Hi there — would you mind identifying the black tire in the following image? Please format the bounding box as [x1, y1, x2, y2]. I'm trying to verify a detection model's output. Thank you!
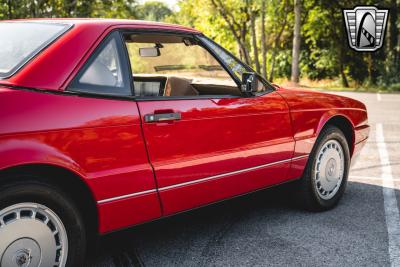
[295, 125, 351, 211]
[0, 180, 86, 266]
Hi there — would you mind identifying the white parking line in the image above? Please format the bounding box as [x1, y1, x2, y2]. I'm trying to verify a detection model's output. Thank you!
[377, 123, 400, 266]
[377, 93, 382, 101]
[349, 175, 400, 182]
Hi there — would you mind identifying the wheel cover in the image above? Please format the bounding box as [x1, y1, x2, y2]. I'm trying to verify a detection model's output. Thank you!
[0, 203, 68, 267]
[314, 139, 345, 200]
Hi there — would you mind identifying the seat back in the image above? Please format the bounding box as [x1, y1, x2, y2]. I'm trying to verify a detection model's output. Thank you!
[164, 77, 198, 96]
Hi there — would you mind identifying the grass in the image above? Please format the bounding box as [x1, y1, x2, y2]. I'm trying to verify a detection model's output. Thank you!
[274, 78, 400, 93]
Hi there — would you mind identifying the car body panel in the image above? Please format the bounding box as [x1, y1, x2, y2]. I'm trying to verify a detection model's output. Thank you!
[98, 191, 161, 233]
[1, 19, 200, 91]
[0, 19, 369, 234]
[276, 87, 369, 157]
[0, 87, 162, 233]
[159, 160, 291, 215]
[137, 92, 295, 215]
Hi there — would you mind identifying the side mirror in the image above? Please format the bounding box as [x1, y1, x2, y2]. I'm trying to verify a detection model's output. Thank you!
[241, 72, 260, 95]
[139, 47, 160, 57]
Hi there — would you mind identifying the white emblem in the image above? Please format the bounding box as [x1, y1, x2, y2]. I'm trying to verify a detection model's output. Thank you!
[343, 6, 389, 52]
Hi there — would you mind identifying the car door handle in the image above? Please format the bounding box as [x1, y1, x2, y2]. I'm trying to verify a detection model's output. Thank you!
[144, 112, 181, 123]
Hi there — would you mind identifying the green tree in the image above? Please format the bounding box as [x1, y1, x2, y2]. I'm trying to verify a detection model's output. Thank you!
[136, 1, 172, 21]
[291, 0, 301, 84]
[210, 0, 253, 65]
[90, 0, 137, 18]
[1, 0, 399, 89]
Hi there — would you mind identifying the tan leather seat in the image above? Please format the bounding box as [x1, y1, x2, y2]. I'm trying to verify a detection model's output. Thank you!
[164, 76, 199, 96]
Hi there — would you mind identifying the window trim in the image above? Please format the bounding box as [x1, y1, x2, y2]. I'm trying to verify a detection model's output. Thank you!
[68, 30, 133, 97]
[0, 22, 73, 80]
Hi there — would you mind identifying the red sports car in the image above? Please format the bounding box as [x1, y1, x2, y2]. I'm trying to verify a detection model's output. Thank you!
[0, 19, 369, 266]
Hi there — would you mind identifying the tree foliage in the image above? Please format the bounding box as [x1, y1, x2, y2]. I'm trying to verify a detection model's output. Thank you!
[137, 1, 172, 21]
[172, 0, 400, 88]
[0, 0, 399, 89]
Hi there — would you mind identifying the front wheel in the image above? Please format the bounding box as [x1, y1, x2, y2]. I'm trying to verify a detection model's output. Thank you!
[296, 125, 351, 211]
[0, 182, 86, 266]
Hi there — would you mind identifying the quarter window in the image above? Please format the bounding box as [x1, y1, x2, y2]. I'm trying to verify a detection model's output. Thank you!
[69, 32, 131, 96]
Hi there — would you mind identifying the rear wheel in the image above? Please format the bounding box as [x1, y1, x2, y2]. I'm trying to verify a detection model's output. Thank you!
[296, 125, 350, 211]
[0, 182, 86, 266]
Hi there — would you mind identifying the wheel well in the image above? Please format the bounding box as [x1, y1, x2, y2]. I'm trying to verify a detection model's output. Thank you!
[323, 116, 354, 155]
[0, 164, 98, 236]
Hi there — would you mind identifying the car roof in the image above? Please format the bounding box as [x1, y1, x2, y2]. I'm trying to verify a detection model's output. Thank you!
[0, 19, 202, 91]
[2, 18, 201, 34]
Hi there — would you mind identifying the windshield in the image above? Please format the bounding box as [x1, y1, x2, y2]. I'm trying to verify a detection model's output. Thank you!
[0, 22, 71, 78]
[198, 36, 252, 82]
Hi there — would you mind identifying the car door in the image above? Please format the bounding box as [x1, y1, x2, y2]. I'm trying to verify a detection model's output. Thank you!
[124, 32, 295, 215]
[67, 31, 162, 232]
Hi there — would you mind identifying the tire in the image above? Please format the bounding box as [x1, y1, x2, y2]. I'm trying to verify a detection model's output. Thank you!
[0, 181, 86, 267]
[295, 125, 351, 211]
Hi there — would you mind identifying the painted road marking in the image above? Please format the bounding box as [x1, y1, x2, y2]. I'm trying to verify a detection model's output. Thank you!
[349, 175, 400, 182]
[377, 93, 382, 101]
[377, 123, 400, 266]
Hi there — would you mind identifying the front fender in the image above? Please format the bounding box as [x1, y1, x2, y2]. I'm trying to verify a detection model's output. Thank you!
[316, 110, 355, 137]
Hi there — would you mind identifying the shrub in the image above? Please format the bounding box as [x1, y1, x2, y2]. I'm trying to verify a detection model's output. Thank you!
[389, 83, 400, 92]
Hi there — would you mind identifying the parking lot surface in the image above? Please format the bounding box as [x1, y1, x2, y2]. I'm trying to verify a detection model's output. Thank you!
[87, 91, 400, 267]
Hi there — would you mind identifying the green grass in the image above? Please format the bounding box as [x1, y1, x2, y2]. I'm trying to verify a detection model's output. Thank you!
[275, 78, 400, 93]
[313, 86, 382, 93]
[314, 86, 400, 93]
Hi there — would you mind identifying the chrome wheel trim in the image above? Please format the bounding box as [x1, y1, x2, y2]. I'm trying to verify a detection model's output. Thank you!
[314, 139, 345, 200]
[0, 203, 68, 267]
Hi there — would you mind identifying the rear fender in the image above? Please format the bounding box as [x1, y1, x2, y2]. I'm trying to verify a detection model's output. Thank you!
[0, 139, 86, 178]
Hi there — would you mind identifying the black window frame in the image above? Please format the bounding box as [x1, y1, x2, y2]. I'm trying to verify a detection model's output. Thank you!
[0, 22, 73, 79]
[68, 30, 133, 97]
[66, 29, 275, 101]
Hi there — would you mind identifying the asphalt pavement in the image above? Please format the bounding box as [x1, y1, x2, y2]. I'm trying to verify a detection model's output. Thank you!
[86, 91, 400, 267]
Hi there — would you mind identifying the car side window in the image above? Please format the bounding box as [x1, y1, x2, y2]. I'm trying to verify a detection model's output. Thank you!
[123, 33, 241, 98]
[69, 32, 132, 96]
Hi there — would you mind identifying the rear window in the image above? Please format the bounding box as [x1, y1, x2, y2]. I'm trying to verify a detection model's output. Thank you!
[0, 22, 71, 79]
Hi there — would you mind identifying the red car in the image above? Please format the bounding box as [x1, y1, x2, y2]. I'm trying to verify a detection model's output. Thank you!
[0, 19, 369, 266]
